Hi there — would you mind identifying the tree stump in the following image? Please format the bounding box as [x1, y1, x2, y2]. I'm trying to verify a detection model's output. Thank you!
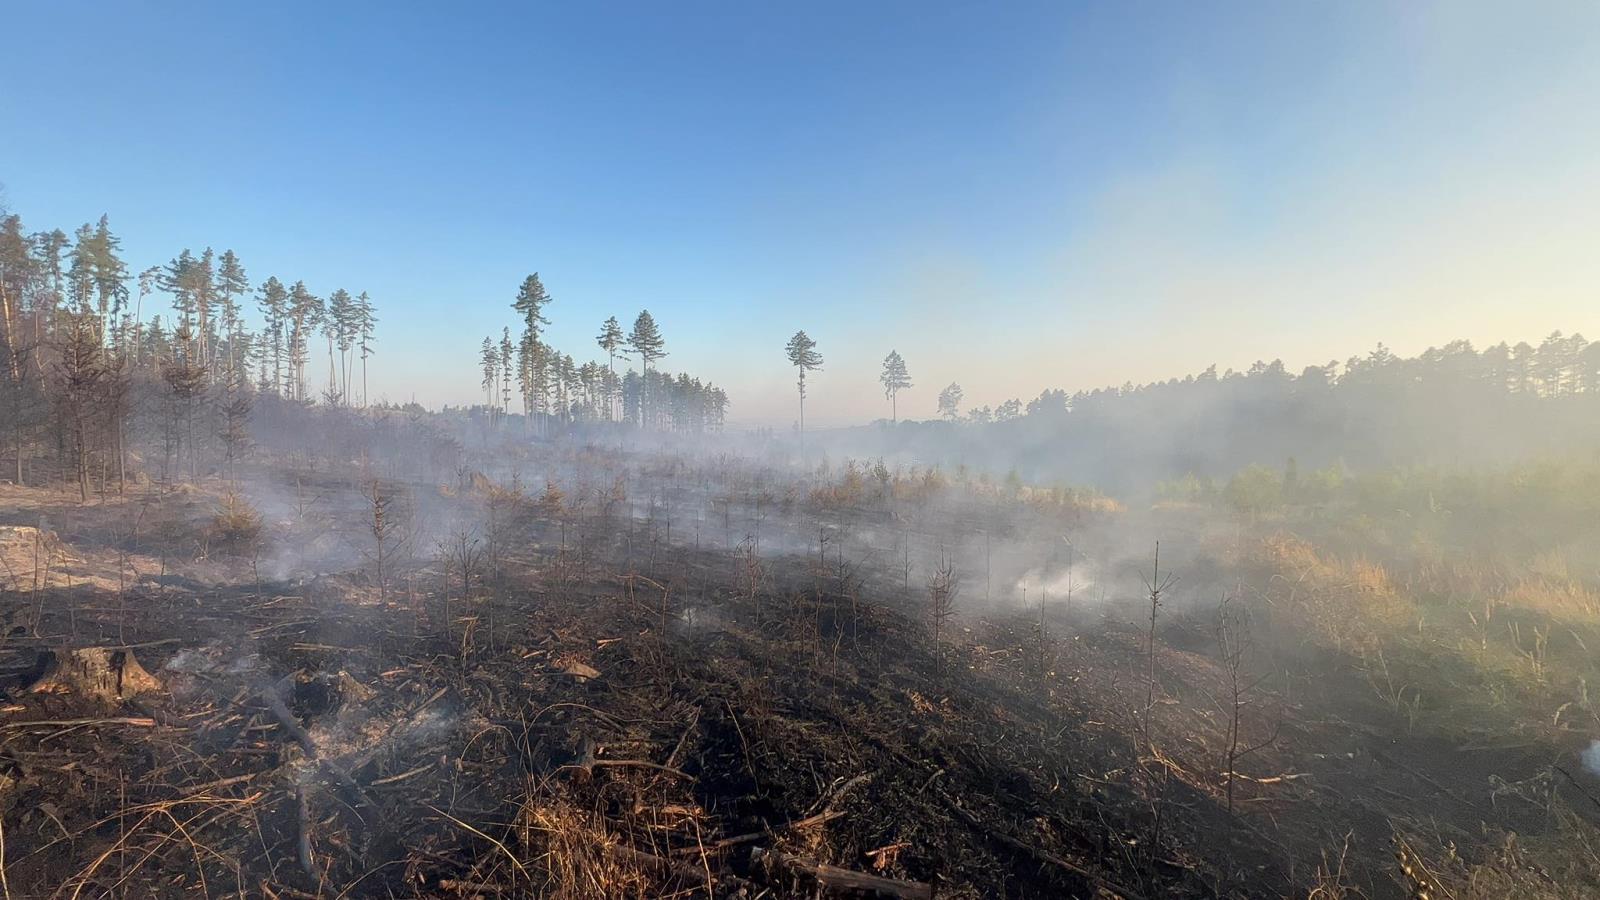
[27, 648, 163, 704]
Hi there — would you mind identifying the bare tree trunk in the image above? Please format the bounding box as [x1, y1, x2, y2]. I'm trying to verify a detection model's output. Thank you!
[0, 288, 17, 382]
[76, 429, 89, 502]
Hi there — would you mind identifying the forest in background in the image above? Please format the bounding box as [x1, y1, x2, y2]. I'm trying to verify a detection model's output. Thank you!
[836, 333, 1600, 493]
[0, 204, 731, 498]
[6, 199, 1600, 504]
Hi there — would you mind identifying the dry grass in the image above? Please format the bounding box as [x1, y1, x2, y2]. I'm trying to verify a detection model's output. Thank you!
[1256, 536, 1413, 653]
[1502, 578, 1600, 622]
[1394, 803, 1600, 900]
[515, 794, 654, 899]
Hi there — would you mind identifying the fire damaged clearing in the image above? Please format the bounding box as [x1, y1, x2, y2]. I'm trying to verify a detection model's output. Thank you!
[0, 540, 1183, 898]
[0, 465, 1597, 900]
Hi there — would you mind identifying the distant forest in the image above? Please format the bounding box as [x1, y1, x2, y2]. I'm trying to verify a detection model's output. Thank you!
[839, 334, 1600, 492]
[8, 203, 1597, 500]
[0, 205, 728, 496]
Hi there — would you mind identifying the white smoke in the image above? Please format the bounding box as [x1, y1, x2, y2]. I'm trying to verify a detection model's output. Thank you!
[1584, 740, 1600, 778]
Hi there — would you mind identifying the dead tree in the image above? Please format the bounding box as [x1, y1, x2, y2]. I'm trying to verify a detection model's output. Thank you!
[367, 480, 400, 602]
[218, 370, 253, 484]
[439, 522, 482, 607]
[1033, 585, 1052, 678]
[738, 534, 764, 623]
[1216, 592, 1276, 816]
[438, 521, 484, 651]
[1140, 542, 1176, 744]
[927, 549, 959, 671]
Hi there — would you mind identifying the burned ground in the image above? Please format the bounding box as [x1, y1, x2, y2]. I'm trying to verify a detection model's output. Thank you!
[0, 452, 1597, 899]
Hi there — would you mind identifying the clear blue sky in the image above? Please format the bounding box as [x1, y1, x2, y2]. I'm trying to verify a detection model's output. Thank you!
[3, 2, 1598, 424]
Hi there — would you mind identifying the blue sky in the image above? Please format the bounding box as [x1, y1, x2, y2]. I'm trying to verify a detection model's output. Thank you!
[3, 2, 1598, 425]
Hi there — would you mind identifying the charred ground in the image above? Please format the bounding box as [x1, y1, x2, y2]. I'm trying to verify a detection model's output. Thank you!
[0, 433, 1598, 899]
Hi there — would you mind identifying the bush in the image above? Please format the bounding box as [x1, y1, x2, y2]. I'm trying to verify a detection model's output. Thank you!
[209, 492, 264, 555]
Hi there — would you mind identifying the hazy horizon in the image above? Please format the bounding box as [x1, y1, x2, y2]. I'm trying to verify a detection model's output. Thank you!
[4, 1, 1599, 426]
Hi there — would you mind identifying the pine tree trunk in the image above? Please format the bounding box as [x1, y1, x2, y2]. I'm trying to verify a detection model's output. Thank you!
[0, 289, 17, 382]
[76, 431, 89, 503]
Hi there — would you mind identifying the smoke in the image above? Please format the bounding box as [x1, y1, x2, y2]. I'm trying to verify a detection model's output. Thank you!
[1585, 740, 1600, 779]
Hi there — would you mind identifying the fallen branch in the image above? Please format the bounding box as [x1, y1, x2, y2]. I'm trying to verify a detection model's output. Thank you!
[439, 879, 503, 894]
[370, 762, 435, 786]
[261, 687, 316, 756]
[0, 716, 156, 730]
[1230, 772, 1311, 785]
[752, 847, 933, 899]
[261, 682, 371, 808]
[294, 785, 316, 881]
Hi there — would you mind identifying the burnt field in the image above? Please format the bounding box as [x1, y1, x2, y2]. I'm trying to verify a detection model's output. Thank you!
[1, 442, 1599, 899]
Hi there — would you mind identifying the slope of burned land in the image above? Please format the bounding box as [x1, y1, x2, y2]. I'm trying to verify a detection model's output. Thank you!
[0, 477, 1219, 899]
[0, 458, 1597, 899]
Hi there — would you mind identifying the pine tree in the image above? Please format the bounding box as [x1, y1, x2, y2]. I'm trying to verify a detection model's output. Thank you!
[879, 350, 912, 423]
[145, 316, 170, 366]
[30, 229, 68, 348]
[161, 325, 208, 482]
[192, 248, 217, 365]
[513, 274, 553, 426]
[216, 250, 248, 378]
[627, 310, 666, 427]
[218, 366, 253, 481]
[0, 215, 32, 381]
[89, 216, 128, 345]
[597, 315, 625, 421]
[54, 312, 109, 499]
[135, 266, 161, 363]
[498, 328, 513, 418]
[326, 289, 355, 404]
[256, 277, 289, 395]
[513, 274, 552, 345]
[785, 330, 822, 448]
[480, 336, 499, 414]
[161, 250, 198, 336]
[286, 281, 322, 401]
[354, 291, 376, 407]
[66, 224, 97, 320]
[938, 382, 964, 420]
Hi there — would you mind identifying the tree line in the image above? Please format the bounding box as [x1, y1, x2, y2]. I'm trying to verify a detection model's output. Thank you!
[0, 203, 379, 496]
[476, 277, 729, 434]
[827, 333, 1600, 491]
